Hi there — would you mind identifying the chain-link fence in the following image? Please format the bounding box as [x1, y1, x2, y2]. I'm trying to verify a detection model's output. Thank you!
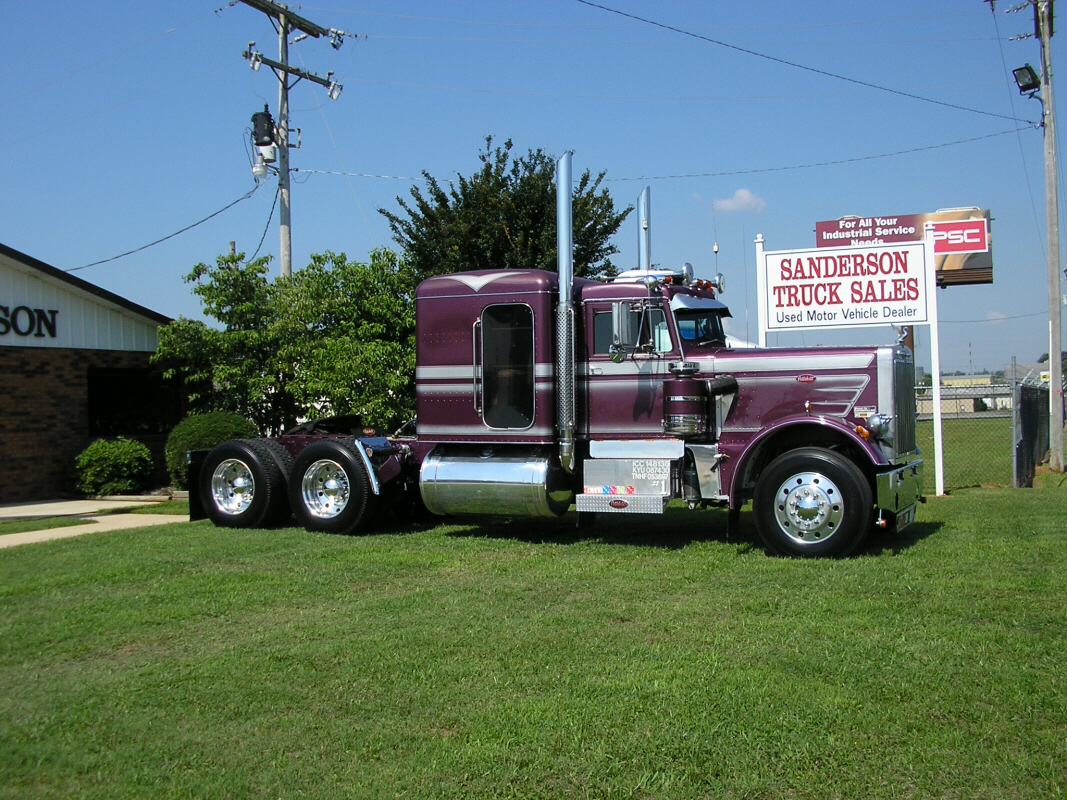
[914, 374, 1053, 492]
[1014, 383, 1050, 488]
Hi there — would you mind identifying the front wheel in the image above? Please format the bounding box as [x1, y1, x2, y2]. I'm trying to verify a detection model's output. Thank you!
[289, 439, 378, 535]
[752, 447, 872, 558]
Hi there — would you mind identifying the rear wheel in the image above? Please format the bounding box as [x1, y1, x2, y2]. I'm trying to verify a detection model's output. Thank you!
[753, 447, 872, 558]
[200, 440, 288, 529]
[289, 439, 377, 535]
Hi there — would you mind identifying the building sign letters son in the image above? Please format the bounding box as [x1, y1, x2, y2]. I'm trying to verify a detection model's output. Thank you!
[0, 305, 59, 338]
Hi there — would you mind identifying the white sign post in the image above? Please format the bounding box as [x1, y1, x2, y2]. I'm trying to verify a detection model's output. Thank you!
[923, 223, 945, 496]
[755, 232, 946, 495]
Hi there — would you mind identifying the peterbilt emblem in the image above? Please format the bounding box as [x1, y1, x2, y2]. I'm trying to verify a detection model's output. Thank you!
[797, 374, 817, 383]
[608, 499, 629, 509]
[362, 427, 376, 436]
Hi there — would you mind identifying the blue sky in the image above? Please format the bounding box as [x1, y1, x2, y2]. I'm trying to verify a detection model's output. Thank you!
[2, 0, 1062, 375]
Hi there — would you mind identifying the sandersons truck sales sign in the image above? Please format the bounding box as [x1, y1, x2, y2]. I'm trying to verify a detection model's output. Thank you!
[761, 241, 929, 332]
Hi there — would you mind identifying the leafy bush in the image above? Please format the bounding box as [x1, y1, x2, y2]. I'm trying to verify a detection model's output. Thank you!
[74, 438, 154, 496]
[165, 412, 258, 489]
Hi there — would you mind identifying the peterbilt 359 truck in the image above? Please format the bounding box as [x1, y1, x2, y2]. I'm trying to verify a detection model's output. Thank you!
[192, 155, 923, 558]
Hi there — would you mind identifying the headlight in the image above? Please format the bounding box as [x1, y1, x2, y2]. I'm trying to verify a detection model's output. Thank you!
[866, 413, 893, 441]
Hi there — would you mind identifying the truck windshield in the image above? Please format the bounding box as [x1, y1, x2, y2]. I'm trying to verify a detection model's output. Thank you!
[675, 311, 726, 347]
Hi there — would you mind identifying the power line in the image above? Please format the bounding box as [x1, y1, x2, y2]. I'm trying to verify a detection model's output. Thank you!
[604, 129, 1022, 181]
[942, 310, 1047, 323]
[348, 76, 1008, 103]
[0, 4, 234, 110]
[250, 186, 280, 261]
[370, 33, 1002, 45]
[68, 186, 260, 272]
[989, 1, 1046, 256]
[1, 62, 236, 152]
[572, 0, 1033, 125]
[301, 5, 986, 31]
[291, 167, 425, 181]
[291, 42, 376, 245]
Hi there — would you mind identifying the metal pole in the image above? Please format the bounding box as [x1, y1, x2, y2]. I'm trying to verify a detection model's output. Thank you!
[277, 12, 292, 278]
[754, 234, 767, 347]
[924, 223, 946, 495]
[1012, 356, 1019, 487]
[1039, 0, 1064, 470]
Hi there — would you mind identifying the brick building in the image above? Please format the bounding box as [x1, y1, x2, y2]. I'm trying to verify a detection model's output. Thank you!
[0, 243, 177, 503]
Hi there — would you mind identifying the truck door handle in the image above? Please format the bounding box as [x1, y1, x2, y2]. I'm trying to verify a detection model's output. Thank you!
[472, 318, 482, 414]
[591, 367, 603, 375]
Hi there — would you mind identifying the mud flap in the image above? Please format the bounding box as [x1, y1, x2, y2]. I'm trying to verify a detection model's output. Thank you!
[187, 449, 209, 521]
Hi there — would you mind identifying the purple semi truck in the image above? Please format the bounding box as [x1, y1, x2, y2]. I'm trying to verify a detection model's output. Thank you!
[192, 156, 923, 557]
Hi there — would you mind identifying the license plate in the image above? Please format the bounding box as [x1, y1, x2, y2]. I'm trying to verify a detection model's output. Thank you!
[895, 505, 916, 531]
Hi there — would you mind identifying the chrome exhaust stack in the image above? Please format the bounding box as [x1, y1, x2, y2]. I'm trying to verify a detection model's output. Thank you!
[638, 186, 651, 273]
[556, 152, 575, 474]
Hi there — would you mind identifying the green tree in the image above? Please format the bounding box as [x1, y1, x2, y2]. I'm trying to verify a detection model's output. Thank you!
[274, 249, 417, 430]
[152, 252, 300, 435]
[153, 249, 417, 435]
[380, 137, 631, 281]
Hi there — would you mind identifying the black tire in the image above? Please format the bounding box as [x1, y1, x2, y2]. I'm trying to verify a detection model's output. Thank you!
[199, 440, 289, 529]
[289, 439, 378, 535]
[752, 447, 873, 558]
[244, 439, 294, 524]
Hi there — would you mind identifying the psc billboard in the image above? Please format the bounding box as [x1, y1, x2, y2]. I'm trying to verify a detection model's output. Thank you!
[814, 208, 992, 286]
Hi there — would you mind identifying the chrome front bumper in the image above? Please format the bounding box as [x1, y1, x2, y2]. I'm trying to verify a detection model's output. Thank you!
[876, 458, 923, 513]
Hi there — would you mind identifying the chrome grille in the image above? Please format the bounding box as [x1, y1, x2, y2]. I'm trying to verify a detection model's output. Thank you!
[894, 354, 916, 456]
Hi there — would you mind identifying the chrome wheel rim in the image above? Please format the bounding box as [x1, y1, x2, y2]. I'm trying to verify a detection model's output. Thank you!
[773, 471, 843, 544]
[211, 458, 255, 516]
[301, 459, 351, 519]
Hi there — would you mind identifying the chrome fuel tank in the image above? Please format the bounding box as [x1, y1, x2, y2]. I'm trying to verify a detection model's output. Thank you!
[420, 445, 574, 517]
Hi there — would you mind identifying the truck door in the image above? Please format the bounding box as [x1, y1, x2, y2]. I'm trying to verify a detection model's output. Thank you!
[581, 299, 679, 438]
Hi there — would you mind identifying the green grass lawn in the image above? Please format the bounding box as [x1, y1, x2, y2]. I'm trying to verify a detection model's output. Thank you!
[916, 416, 1014, 491]
[1, 488, 1065, 799]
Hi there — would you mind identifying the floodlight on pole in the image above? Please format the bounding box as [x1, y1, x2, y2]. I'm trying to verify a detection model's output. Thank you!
[1014, 63, 1041, 94]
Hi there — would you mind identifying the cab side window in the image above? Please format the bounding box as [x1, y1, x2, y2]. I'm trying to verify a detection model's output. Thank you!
[481, 304, 535, 429]
[592, 305, 671, 355]
[593, 311, 613, 355]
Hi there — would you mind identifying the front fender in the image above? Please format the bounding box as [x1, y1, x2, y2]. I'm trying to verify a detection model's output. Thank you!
[725, 415, 885, 501]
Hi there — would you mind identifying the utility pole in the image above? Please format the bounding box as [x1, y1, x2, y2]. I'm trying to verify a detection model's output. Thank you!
[1038, 0, 1064, 471]
[277, 11, 292, 278]
[238, 0, 349, 278]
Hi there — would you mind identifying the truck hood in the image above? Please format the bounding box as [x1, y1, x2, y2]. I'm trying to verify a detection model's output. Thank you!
[682, 345, 880, 375]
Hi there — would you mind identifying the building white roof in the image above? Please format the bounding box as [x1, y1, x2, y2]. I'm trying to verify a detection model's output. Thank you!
[0, 243, 170, 352]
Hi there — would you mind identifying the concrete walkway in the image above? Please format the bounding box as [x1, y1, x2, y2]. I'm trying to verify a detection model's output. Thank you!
[0, 498, 190, 550]
[0, 498, 167, 520]
[0, 513, 190, 549]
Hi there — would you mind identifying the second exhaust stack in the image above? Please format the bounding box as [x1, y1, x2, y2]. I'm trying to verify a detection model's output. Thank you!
[556, 151, 575, 473]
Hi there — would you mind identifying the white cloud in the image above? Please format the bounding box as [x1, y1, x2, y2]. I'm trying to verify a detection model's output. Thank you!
[713, 188, 766, 214]
[986, 311, 1007, 322]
